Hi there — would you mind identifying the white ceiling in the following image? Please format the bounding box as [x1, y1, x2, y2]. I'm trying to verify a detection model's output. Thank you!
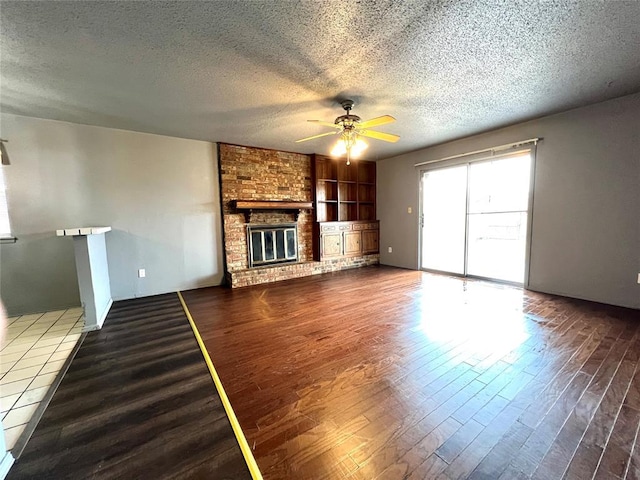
[1, 1, 639, 160]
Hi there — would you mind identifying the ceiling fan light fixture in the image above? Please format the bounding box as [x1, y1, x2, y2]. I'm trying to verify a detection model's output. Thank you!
[330, 134, 368, 164]
[330, 140, 347, 157]
[296, 99, 398, 164]
[352, 137, 368, 156]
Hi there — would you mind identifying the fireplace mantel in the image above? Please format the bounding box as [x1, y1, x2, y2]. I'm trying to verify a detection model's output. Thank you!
[232, 200, 313, 223]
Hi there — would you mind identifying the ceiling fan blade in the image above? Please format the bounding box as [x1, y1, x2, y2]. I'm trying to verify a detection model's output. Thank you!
[295, 131, 338, 143]
[357, 115, 396, 129]
[307, 120, 341, 128]
[359, 129, 400, 143]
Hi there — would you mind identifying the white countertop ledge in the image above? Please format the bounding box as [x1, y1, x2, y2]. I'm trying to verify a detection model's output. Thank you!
[56, 226, 112, 237]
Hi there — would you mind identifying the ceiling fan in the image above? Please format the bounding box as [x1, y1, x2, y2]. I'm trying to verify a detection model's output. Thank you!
[295, 100, 399, 164]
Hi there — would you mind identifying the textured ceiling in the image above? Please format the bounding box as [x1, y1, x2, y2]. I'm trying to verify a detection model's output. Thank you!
[1, 1, 639, 160]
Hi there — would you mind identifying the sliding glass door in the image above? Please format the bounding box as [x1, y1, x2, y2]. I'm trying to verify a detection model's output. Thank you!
[420, 152, 532, 284]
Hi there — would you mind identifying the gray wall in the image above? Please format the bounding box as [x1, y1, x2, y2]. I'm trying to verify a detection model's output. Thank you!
[378, 93, 640, 309]
[0, 114, 224, 316]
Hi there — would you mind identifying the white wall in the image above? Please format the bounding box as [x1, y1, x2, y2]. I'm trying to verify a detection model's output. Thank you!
[0, 114, 224, 315]
[378, 93, 640, 309]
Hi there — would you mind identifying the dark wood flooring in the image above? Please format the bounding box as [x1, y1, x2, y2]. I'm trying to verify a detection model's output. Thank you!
[181, 265, 640, 480]
[7, 294, 251, 480]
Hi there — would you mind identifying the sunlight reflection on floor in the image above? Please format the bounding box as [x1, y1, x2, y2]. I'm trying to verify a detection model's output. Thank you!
[417, 274, 530, 355]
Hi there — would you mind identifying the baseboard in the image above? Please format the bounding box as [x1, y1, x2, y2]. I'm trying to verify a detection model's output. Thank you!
[526, 285, 640, 311]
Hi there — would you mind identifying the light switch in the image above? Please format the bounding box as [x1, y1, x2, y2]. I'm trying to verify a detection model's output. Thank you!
[407, 207, 412, 214]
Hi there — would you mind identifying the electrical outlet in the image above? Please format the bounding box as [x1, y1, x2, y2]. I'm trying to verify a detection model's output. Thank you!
[388, 246, 393, 253]
[138, 268, 146, 278]
[407, 207, 412, 214]
[637, 273, 640, 284]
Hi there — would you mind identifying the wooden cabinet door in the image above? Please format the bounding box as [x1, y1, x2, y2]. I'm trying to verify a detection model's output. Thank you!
[362, 229, 379, 254]
[321, 233, 342, 258]
[343, 231, 362, 255]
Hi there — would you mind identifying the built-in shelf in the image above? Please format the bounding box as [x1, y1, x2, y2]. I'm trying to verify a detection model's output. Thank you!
[311, 155, 379, 261]
[312, 155, 377, 222]
[232, 200, 313, 223]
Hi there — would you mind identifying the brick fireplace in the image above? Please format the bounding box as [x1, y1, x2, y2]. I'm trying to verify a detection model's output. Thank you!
[219, 143, 379, 288]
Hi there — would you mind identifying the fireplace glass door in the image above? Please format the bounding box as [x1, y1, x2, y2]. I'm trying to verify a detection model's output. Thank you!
[248, 224, 298, 267]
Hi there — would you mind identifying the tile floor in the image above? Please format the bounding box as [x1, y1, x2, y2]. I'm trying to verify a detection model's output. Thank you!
[1, 308, 84, 451]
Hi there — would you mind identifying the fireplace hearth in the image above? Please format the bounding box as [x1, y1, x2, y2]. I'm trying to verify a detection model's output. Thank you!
[247, 224, 298, 268]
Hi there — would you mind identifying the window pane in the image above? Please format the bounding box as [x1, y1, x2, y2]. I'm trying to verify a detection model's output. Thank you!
[0, 167, 10, 236]
[264, 231, 274, 260]
[286, 230, 296, 258]
[275, 230, 285, 259]
[467, 212, 528, 282]
[251, 232, 263, 263]
[468, 153, 531, 214]
[421, 165, 467, 274]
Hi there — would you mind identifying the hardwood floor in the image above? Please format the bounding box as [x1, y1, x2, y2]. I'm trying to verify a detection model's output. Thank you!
[181, 265, 640, 479]
[7, 294, 251, 480]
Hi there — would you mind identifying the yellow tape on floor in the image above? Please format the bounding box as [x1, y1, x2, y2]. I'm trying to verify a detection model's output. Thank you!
[177, 291, 263, 480]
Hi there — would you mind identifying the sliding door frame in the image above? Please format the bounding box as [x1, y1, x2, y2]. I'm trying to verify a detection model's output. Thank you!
[418, 146, 537, 288]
